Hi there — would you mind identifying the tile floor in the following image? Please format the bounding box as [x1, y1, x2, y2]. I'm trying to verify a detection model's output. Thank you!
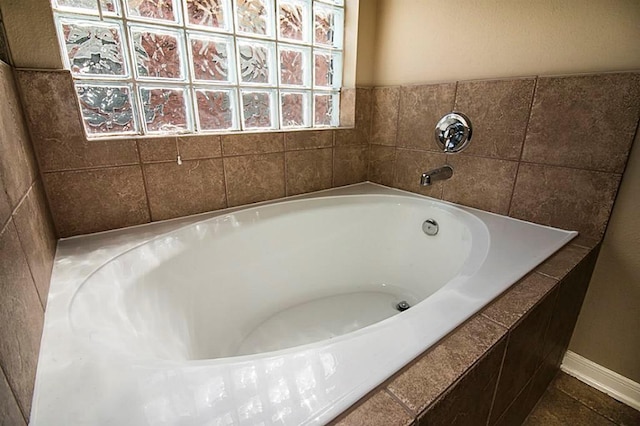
[524, 372, 640, 425]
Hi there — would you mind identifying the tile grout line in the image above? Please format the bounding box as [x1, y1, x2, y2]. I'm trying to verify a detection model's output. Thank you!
[0, 361, 29, 424]
[10, 183, 46, 311]
[10, 68, 62, 239]
[507, 77, 539, 215]
[135, 140, 154, 223]
[485, 333, 511, 425]
[554, 384, 622, 425]
[383, 388, 419, 422]
[282, 133, 289, 196]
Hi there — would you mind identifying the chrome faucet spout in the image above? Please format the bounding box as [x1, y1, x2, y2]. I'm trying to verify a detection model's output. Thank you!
[420, 165, 453, 186]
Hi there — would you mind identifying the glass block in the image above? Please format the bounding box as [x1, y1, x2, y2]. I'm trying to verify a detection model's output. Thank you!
[195, 88, 237, 131]
[313, 3, 343, 49]
[278, 0, 309, 43]
[314, 92, 338, 126]
[313, 50, 341, 88]
[189, 33, 234, 83]
[55, 0, 96, 10]
[58, 19, 127, 77]
[241, 90, 275, 129]
[235, 0, 273, 37]
[131, 27, 185, 80]
[185, 0, 231, 32]
[280, 91, 309, 128]
[125, 0, 179, 23]
[139, 86, 190, 133]
[279, 44, 309, 87]
[76, 84, 137, 135]
[55, 0, 120, 15]
[316, 0, 343, 6]
[237, 39, 274, 85]
[99, 0, 120, 15]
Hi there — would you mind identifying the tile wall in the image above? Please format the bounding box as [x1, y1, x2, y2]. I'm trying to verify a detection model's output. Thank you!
[368, 72, 640, 240]
[334, 238, 601, 425]
[15, 70, 371, 237]
[7, 65, 639, 424]
[0, 60, 57, 424]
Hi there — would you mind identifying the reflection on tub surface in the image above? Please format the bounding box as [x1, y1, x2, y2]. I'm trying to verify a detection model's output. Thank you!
[34, 183, 576, 425]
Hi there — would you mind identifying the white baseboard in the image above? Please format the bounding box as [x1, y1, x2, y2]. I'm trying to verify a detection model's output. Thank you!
[561, 350, 640, 411]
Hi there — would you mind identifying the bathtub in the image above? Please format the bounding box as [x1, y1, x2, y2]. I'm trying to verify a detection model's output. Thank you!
[31, 183, 576, 425]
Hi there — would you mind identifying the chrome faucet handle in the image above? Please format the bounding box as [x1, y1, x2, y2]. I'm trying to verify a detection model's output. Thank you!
[435, 113, 472, 153]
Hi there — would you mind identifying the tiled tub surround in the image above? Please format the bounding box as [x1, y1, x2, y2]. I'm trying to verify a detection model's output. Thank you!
[15, 70, 371, 237]
[368, 72, 640, 240]
[333, 238, 601, 426]
[0, 61, 57, 424]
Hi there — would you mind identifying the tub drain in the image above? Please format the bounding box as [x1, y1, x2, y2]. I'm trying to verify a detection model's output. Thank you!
[396, 301, 411, 312]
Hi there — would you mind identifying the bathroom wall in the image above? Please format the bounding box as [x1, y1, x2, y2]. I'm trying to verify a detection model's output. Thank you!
[15, 70, 371, 237]
[371, 0, 640, 85]
[0, 21, 57, 425]
[569, 134, 640, 384]
[368, 0, 640, 390]
[1, 0, 373, 238]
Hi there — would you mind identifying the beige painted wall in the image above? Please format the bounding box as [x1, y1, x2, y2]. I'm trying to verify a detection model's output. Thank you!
[0, 0, 63, 69]
[367, 0, 640, 383]
[569, 133, 640, 384]
[371, 0, 640, 85]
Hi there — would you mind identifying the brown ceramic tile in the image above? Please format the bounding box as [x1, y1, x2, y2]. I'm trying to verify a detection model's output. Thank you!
[522, 73, 640, 173]
[570, 235, 601, 251]
[178, 135, 222, 159]
[284, 130, 333, 151]
[397, 83, 456, 151]
[552, 373, 640, 425]
[285, 148, 332, 196]
[371, 87, 400, 146]
[224, 153, 285, 207]
[334, 128, 362, 146]
[490, 289, 557, 423]
[387, 315, 507, 414]
[339, 88, 356, 127]
[454, 78, 535, 160]
[443, 155, 518, 214]
[543, 248, 599, 366]
[368, 145, 396, 186]
[355, 87, 372, 141]
[137, 137, 176, 163]
[525, 353, 561, 414]
[0, 21, 10, 66]
[418, 337, 507, 426]
[524, 387, 616, 426]
[509, 163, 621, 239]
[0, 221, 44, 420]
[393, 149, 446, 198]
[43, 166, 150, 237]
[333, 145, 368, 186]
[493, 379, 534, 426]
[222, 132, 284, 156]
[0, 178, 11, 227]
[13, 181, 57, 306]
[0, 62, 38, 207]
[333, 390, 413, 426]
[0, 368, 27, 426]
[483, 273, 559, 329]
[138, 136, 222, 163]
[143, 159, 226, 221]
[535, 244, 590, 280]
[15, 70, 139, 171]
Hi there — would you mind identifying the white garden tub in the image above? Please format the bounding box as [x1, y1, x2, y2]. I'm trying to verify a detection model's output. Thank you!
[31, 183, 576, 425]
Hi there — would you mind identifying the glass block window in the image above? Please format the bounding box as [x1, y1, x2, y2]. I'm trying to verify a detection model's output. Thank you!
[52, 0, 344, 138]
